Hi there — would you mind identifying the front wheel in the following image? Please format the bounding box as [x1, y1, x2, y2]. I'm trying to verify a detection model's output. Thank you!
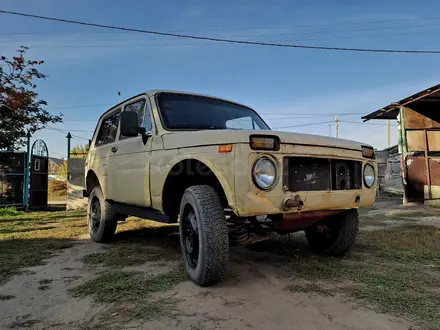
[305, 209, 359, 256]
[179, 185, 229, 286]
[87, 186, 117, 243]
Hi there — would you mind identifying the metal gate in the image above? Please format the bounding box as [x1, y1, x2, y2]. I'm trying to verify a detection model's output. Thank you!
[30, 140, 49, 209]
[0, 152, 26, 208]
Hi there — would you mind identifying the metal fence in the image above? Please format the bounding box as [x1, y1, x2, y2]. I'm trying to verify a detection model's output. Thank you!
[0, 152, 26, 208]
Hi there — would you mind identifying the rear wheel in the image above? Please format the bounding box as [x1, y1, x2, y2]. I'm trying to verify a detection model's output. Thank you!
[87, 186, 117, 243]
[179, 185, 229, 286]
[305, 209, 359, 256]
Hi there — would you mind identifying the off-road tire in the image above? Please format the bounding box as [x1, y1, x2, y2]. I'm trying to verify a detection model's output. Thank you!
[87, 186, 117, 243]
[179, 185, 229, 286]
[305, 209, 359, 256]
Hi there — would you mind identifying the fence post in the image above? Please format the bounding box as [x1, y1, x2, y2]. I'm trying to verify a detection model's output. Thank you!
[24, 131, 31, 210]
[66, 132, 72, 160]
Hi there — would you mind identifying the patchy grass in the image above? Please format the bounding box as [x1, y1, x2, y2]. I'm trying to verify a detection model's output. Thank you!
[286, 282, 334, 296]
[358, 225, 440, 263]
[0, 209, 87, 284]
[0, 294, 15, 301]
[82, 226, 180, 268]
[0, 207, 23, 217]
[385, 210, 437, 219]
[71, 267, 186, 303]
[0, 208, 176, 285]
[70, 266, 186, 322]
[7, 314, 41, 329]
[358, 206, 376, 215]
[253, 224, 440, 329]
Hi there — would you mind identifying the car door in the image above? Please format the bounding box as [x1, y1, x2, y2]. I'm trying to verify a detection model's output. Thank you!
[89, 108, 121, 200]
[107, 96, 153, 207]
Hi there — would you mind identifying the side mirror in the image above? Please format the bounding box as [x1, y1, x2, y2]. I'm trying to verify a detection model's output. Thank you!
[120, 111, 139, 137]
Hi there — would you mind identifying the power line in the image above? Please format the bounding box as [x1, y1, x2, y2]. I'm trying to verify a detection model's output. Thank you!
[51, 128, 94, 132]
[272, 121, 334, 129]
[5, 28, 439, 47]
[46, 103, 112, 110]
[1, 10, 440, 54]
[44, 125, 90, 140]
[2, 15, 440, 35]
[4, 21, 440, 42]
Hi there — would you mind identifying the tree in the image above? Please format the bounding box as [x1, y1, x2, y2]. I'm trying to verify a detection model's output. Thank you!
[0, 46, 62, 151]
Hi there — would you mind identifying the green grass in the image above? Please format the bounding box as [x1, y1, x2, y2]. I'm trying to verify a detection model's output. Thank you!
[81, 225, 180, 268]
[70, 267, 187, 321]
[0, 209, 176, 285]
[0, 207, 23, 217]
[358, 225, 440, 263]
[385, 210, 437, 219]
[255, 224, 440, 329]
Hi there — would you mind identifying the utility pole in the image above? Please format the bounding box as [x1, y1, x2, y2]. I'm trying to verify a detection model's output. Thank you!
[388, 120, 391, 147]
[335, 116, 339, 138]
[328, 124, 331, 137]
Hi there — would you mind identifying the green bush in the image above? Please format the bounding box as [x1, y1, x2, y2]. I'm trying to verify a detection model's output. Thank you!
[0, 207, 23, 217]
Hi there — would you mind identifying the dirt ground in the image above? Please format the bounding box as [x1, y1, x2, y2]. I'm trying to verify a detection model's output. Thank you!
[0, 197, 439, 330]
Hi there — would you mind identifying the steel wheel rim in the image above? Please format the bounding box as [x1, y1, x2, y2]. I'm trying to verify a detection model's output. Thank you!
[182, 204, 199, 269]
[90, 197, 101, 232]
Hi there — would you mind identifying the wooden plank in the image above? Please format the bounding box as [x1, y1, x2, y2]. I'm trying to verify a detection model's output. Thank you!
[407, 130, 425, 151]
[424, 130, 432, 199]
[427, 131, 440, 151]
[404, 108, 440, 129]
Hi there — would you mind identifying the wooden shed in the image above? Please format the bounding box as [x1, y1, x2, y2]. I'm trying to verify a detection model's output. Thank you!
[363, 84, 440, 205]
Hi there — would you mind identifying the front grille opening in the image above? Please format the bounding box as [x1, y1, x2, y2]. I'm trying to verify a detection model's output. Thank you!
[285, 157, 362, 192]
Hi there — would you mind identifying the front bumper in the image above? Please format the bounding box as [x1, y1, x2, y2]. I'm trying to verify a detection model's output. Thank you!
[233, 189, 376, 217]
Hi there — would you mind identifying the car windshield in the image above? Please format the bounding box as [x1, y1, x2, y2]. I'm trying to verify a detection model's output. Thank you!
[157, 93, 270, 130]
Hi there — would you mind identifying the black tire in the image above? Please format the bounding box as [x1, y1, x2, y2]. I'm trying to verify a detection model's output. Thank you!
[87, 186, 117, 243]
[305, 209, 359, 256]
[179, 185, 229, 286]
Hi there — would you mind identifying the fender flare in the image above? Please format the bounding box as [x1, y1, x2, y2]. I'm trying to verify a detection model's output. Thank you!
[161, 155, 235, 208]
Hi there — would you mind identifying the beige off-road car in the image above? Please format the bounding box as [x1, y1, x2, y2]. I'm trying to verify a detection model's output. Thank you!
[84, 90, 377, 286]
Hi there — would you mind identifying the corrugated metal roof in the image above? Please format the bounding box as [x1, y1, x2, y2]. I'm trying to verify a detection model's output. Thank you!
[362, 83, 440, 121]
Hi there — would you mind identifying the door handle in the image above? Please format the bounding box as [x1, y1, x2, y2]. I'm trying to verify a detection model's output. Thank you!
[111, 146, 118, 153]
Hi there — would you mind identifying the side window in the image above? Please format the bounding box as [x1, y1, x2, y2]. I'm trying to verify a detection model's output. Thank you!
[226, 116, 260, 130]
[125, 99, 145, 126]
[95, 110, 121, 146]
[121, 99, 152, 139]
[119, 99, 152, 140]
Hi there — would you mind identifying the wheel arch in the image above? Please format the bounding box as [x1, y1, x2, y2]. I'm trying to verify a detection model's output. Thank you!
[86, 169, 102, 194]
[161, 156, 235, 219]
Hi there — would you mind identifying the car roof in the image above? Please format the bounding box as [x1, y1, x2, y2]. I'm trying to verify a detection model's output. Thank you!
[97, 90, 254, 126]
[105, 90, 252, 113]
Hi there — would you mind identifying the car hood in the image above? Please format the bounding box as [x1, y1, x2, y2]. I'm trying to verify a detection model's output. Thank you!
[162, 130, 369, 151]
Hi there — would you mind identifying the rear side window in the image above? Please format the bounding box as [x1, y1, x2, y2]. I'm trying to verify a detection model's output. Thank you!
[95, 110, 120, 146]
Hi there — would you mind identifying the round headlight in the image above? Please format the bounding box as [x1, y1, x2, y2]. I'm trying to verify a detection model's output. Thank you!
[252, 157, 277, 190]
[363, 164, 376, 188]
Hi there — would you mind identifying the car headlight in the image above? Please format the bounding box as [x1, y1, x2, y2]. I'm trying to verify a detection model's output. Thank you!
[252, 157, 277, 190]
[363, 164, 376, 188]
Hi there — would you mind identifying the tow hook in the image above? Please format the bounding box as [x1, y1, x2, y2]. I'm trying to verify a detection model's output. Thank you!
[283, 195, 304, 211]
